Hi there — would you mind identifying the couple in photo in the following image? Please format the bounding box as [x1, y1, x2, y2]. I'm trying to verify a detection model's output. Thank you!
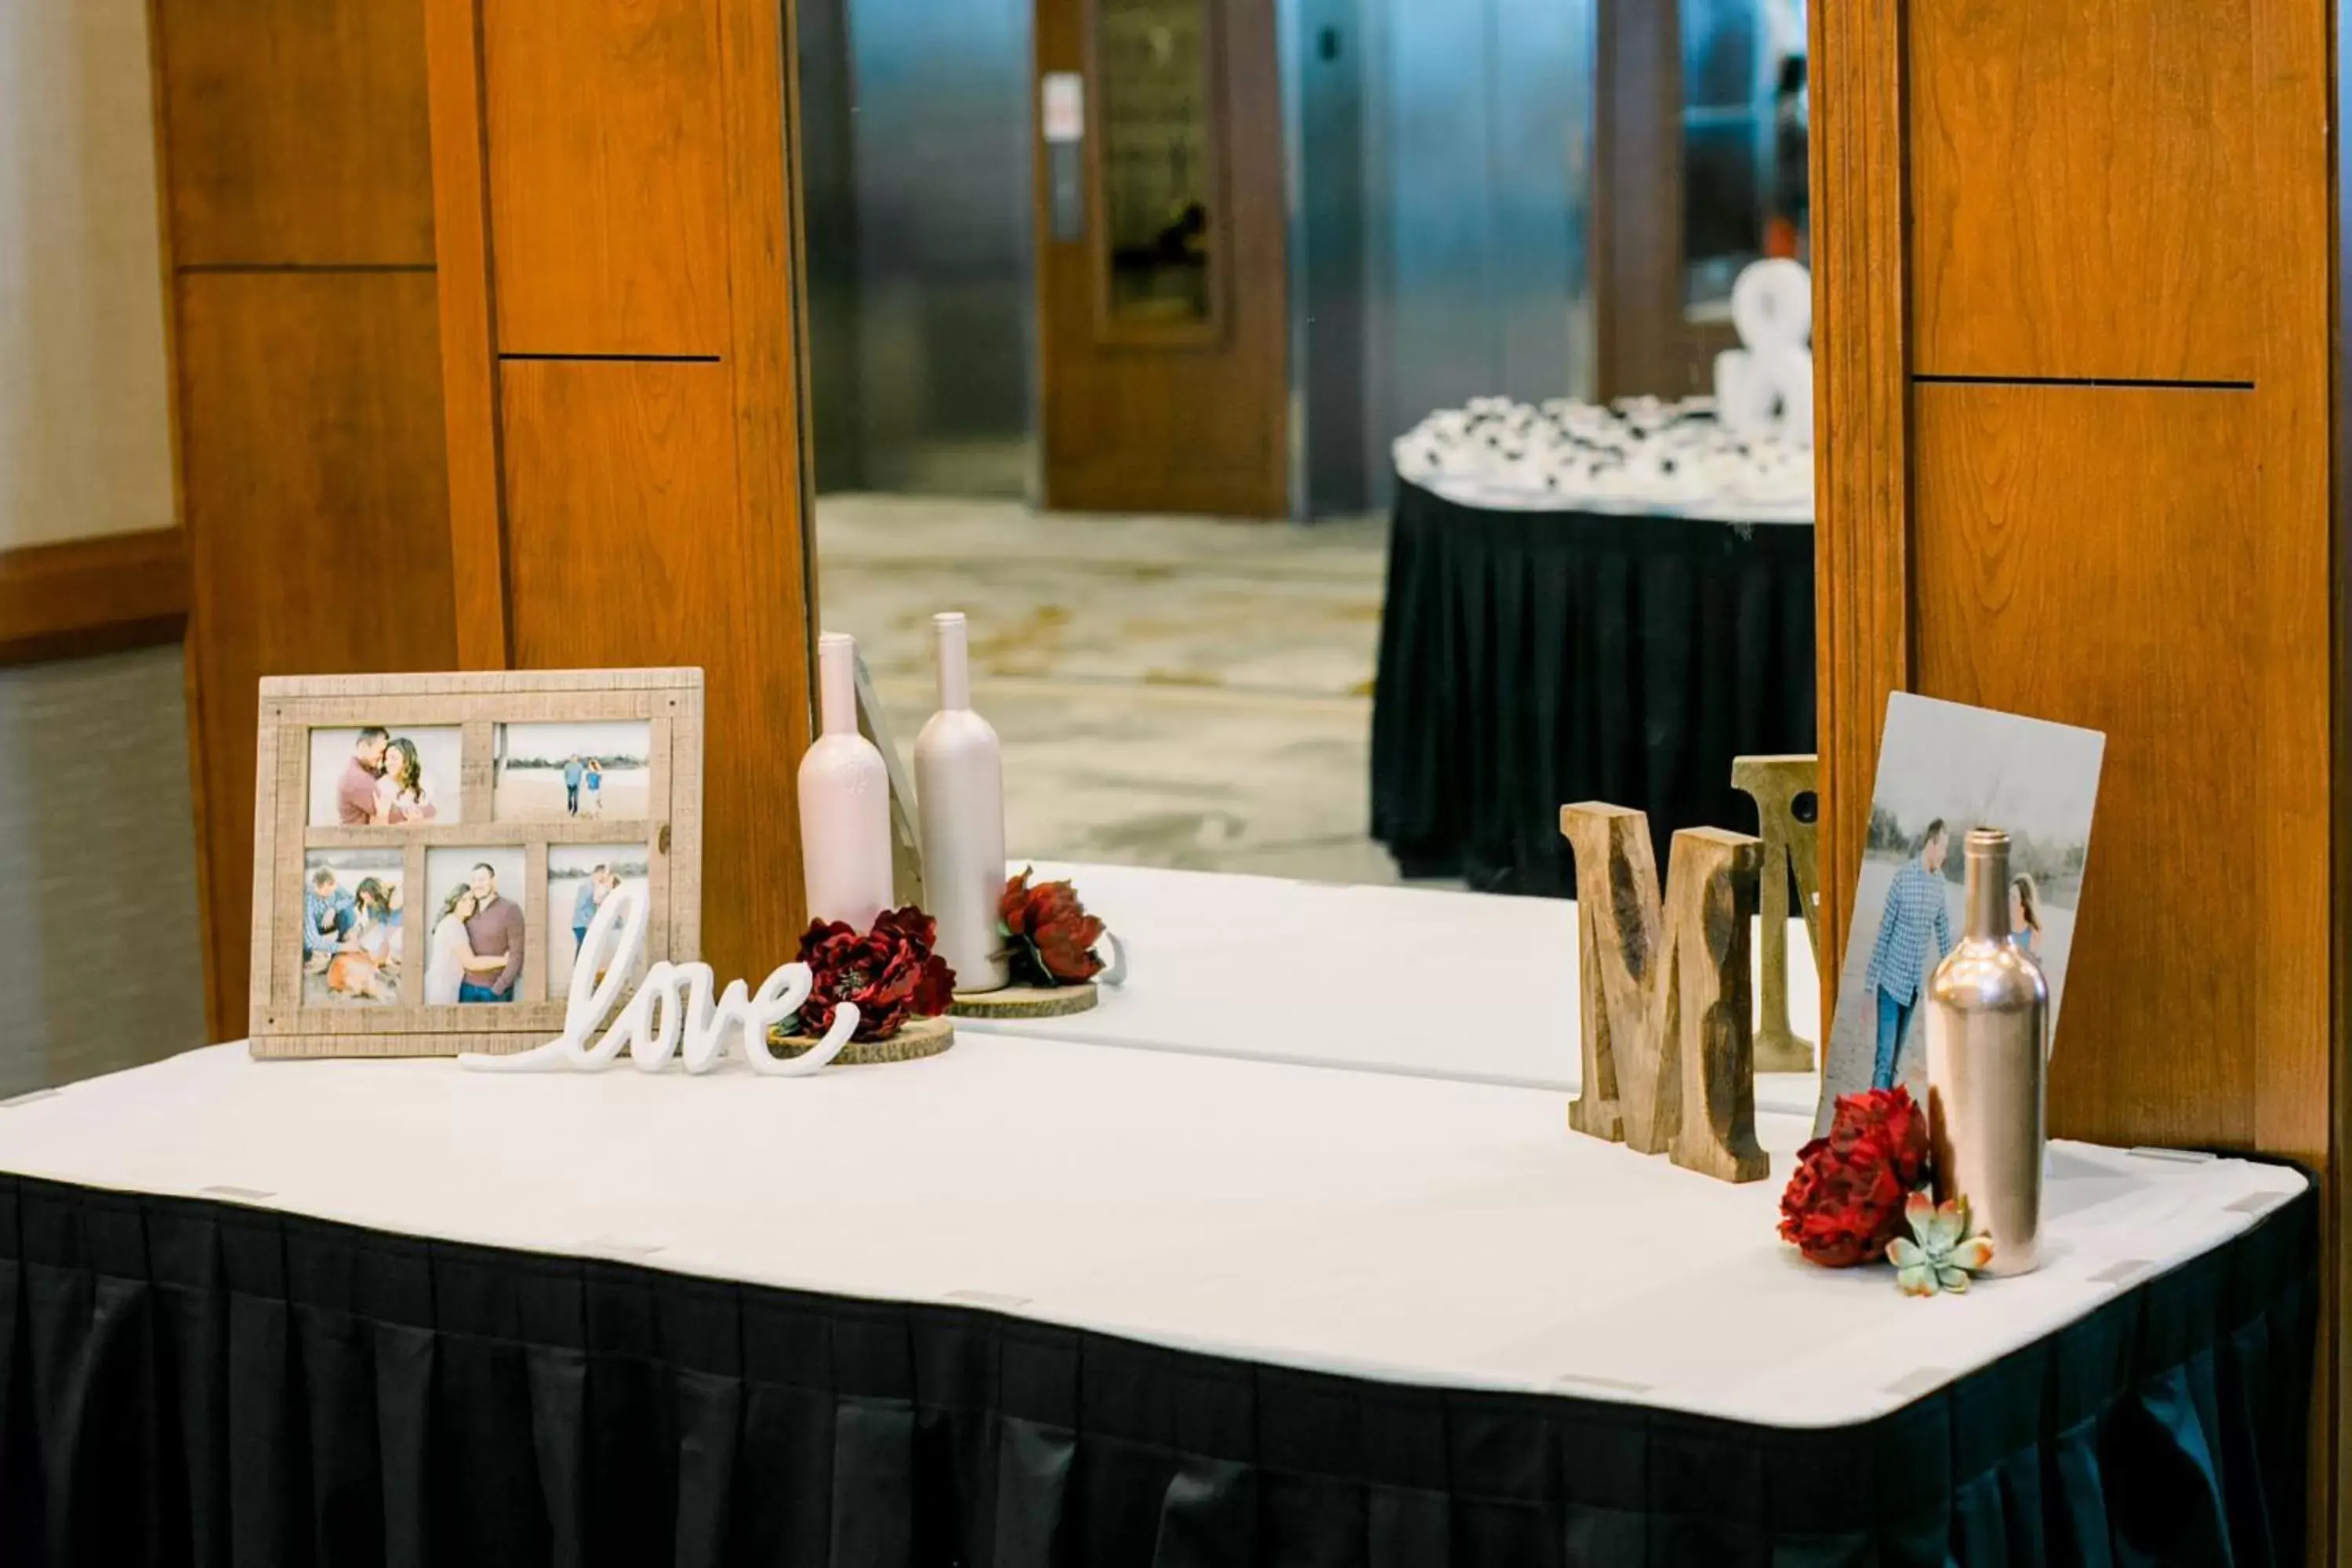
[570, 865, 623, 981]
[339, 728, 438, 825]
[304, 869, 401, 1001]
[562, 755, 605, 817]
[1864, 819, 2050, 1089]
[426, 864, 524, 1004]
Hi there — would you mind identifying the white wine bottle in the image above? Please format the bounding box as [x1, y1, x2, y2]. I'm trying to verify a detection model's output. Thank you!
[914, 613, 1010, 991]
[796, 632, 892, 932]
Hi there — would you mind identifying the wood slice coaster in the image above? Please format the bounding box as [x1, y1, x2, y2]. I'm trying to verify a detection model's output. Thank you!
[768, 1014, 955, 1065]
[949, 982, 1098, 1019]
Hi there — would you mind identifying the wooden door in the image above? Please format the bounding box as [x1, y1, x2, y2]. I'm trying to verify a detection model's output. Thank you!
[1033, 0, 1288, 517]
[1595, 0, 1802, 399]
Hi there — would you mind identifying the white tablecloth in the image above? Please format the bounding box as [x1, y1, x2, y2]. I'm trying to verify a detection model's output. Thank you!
[995, 862, 1824, 1116]
[0, 1038, 2301, 1431]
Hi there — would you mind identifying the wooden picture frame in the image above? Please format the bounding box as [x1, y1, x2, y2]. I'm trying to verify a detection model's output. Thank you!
[248, 668, 704, 1058]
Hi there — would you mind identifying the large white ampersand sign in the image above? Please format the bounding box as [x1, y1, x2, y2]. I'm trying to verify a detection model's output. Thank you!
[1713, 259, 1813, 442]
[458, 882, 859, 1076]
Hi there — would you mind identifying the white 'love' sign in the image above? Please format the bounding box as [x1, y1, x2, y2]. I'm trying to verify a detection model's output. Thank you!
[458, 882, 859, 1076]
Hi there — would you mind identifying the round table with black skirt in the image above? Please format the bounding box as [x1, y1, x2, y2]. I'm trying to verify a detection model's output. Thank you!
[1371, 475, 1816, 894]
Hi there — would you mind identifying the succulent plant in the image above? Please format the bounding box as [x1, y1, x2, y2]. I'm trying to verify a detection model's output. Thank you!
[1889, 1191, 1995, 1297]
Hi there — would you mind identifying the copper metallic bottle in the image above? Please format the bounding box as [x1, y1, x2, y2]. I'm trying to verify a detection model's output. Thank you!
[1925, 828, 2049, 1276]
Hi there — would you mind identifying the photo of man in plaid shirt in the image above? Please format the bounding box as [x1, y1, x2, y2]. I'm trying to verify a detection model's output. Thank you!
[1864, 818, 1953, 1090]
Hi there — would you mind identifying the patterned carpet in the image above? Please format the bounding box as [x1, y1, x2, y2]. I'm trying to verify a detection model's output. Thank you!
[814, 494, 1401, 882]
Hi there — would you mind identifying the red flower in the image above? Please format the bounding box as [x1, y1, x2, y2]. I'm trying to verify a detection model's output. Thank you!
[793, 906, 957, 1041]
[1777, 1087, 1932, 1267]
[1000, 868, 1106, 985]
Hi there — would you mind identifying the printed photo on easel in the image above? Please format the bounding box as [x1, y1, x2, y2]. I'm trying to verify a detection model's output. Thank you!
[1816, 694, 2104, 1132]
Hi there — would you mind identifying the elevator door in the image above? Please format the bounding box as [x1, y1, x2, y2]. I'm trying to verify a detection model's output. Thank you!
[1033, 0, 1288, 517]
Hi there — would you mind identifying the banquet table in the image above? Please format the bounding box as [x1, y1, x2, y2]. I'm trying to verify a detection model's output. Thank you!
[0, 871, 2315, 1566]
[1371, 474, 1816, 895]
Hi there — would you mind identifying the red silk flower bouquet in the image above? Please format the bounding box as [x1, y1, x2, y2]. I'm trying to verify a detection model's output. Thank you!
[1778, 1087, 1931, 1267]
[1000, 868, 1107, 986]
[789, 906, 956, 1042]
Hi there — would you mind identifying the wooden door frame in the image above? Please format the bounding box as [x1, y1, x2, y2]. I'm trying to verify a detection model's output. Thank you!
[1592, 0, 1741, 400]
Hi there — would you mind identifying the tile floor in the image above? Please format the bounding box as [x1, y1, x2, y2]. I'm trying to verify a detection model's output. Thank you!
[813, 493, 1403, 883]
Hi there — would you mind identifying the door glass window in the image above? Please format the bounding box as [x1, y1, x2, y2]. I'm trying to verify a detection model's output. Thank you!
[1681, 0, 1807, 321]
[1096, 0, 1216, 325]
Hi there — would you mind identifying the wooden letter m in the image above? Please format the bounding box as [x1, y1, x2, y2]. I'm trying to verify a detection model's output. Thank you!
[1559, 804, 1769, 1184]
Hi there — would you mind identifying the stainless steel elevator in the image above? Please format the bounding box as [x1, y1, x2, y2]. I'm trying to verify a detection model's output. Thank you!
[794, 0, 1599, 516]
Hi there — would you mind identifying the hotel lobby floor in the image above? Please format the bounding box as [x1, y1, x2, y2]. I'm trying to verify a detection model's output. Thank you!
[815, 493, 1403, 883]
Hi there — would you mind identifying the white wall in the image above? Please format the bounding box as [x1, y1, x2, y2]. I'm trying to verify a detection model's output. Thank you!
[0, 9, 204, 1082]
[0, 0, 175, 551]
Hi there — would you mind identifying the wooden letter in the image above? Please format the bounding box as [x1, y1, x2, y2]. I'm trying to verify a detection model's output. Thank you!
[1560, 805, 1770, 1183]
[1730, 755, 1821, 1073]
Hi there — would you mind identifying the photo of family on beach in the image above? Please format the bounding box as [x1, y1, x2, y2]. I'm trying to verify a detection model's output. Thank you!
[301, 850, 405, 1006]
[547, 846, 651, 997]
[307, 727, 464, 827]
[1817, 695, 2104, 1132]
[494, 721, 653, 822]
[423, 848, 528, 1005]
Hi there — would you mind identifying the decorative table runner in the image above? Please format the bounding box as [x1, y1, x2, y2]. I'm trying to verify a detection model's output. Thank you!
[0, 1036, 2314, 1564]
[1371, 474, 1816, 894]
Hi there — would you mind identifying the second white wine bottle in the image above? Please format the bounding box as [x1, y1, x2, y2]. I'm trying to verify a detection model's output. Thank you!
[913, 612, 1009, 991]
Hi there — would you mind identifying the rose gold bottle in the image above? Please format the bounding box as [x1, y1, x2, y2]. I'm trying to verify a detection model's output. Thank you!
[1925, 827, 2049, 1276]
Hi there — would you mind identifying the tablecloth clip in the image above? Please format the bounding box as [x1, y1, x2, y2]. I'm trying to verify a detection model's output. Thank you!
[1882, 1366, 1959, 1400]
[1550, 1371, 1653, 1397]
[942, 1289, 1033, 1311]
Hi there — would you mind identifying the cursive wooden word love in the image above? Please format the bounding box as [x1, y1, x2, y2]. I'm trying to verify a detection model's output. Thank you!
[459, 883, 860, 1076]
[1560, 804, 1769, 1184]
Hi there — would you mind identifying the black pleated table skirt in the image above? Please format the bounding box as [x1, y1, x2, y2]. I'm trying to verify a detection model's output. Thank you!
[1371, 477, 1816, 893]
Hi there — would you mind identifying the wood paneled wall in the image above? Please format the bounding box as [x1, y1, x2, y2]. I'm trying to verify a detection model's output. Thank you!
[149, 0, 460, 1040]
[423, 0, 815, 979]
[1813, 0, 2338, 1545]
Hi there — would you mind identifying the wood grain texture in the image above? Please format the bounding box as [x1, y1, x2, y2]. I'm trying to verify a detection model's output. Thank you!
[714, 0, 814, 919]
[2240, 0, 2338, 1542]
[1033, 0, 1287, 517]
[1911, 384, 2285, 1149]
[950, 983, 1098, 1020]
[499, 360, 805, 984]
[481, 0, 730, 357]
[771, 1013, 955, 1066]
[1560, 805, 1769, 1183]
[1908, 0, 2256, 383]
[175, 271, 459, 1043]
[423, 0, 512, 666]
[1808, 0, 1910, 1022]
[1732, 753, 1820, 1073]
[153, 0, 436, 265]
[0, 529, 187, 666]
